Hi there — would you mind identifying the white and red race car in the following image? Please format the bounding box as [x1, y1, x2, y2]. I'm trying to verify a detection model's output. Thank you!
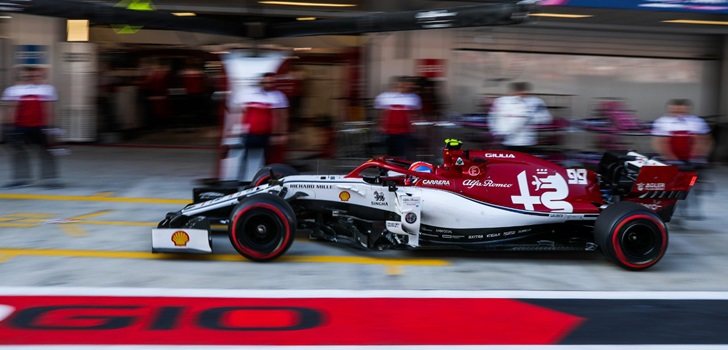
[153, 140, 697, 270]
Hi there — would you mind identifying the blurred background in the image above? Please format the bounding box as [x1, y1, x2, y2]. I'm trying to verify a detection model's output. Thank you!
[0, 0, 726, 174]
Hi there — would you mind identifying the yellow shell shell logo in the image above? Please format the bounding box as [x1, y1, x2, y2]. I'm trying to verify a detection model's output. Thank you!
[339, 191, 351, 202]
[171, 231, 190, 247]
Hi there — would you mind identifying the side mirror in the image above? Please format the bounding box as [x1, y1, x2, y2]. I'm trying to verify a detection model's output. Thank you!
[386, 180, 398, 192]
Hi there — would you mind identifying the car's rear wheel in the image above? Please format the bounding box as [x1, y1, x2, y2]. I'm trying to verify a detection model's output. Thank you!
[250, 164, 298, 188]
[228, 194, 296, 262]
[595, 201, 668, 271]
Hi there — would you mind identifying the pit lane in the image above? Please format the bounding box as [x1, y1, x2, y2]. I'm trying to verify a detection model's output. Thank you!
[1, 146, 728, 347]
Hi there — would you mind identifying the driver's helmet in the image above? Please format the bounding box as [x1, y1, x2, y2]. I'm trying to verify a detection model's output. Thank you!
[406, 161, 434, 186]
[409, 161, 434, 173]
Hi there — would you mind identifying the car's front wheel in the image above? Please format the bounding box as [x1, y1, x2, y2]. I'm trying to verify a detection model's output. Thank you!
[595, 201, 668, 271]
[228, 194, 296, 262]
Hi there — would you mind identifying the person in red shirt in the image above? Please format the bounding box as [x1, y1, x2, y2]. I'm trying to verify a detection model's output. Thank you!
[1, 67, 60, 188]
[374, 76, 421, 158]
[180, 61, 209, 125]
[234, 72, 289, 180]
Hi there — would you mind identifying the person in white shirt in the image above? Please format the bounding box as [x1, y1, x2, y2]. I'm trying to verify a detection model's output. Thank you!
[374, 76, 422, 158]
[652, 99, 712, 221]
[489, 82, 552, 152]
[651, 99, 711, 163]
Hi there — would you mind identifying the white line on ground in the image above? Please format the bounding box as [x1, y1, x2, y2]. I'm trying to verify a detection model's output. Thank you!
[2, 287, 728, 300]
[2, 346, 728, 349]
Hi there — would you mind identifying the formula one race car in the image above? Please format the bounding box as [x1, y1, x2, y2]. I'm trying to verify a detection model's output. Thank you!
[153, 140, 697, 270]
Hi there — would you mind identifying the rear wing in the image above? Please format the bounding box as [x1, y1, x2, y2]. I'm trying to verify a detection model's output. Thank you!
[599, 151, 697, 221]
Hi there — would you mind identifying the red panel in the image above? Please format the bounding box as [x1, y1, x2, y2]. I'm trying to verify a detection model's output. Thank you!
[0, 296, 582, 346]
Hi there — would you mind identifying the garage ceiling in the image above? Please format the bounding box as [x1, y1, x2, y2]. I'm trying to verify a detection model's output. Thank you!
[78, 0, 728, 34]
[5, 0, 728, 36]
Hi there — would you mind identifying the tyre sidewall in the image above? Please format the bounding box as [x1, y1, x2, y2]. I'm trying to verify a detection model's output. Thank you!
[595, 202, 669, 270]
[229, 194, 296, 261]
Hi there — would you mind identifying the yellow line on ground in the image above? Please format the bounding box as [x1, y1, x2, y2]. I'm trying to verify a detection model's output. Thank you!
[0, 223, 38, 228]
[0, 247, 449, 267]
[59, 224, 87, 237]
[69, 210, 115, 221]
[79, 220, 157, 227]
[0, 213, 54, 228]
[386, 264, 404, 276]
[0, 193, 189, 205]
[0, 213, 54, 218]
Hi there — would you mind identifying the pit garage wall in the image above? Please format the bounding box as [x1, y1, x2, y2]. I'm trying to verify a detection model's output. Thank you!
[366, 27, 721, 123]
[1, 14, 98, 142]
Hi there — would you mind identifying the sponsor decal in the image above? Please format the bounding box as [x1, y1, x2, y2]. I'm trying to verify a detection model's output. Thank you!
[290, 184, 333, 190]
[405, 212, 418, 224]
[171, 231, 190, 247]
[416, 10, 457, 29]
[371, 191, 389, 207]
[641, 203, 663, 211]
[401, 197, 421, 207]
[462, 179, 513, 189]
[386, 221, 402, 230]
[0, 295, 582, 346]
[567, 169, 588, 185]
[339, 191, 351, 202]
[637, 183, 666, 191]
[198, 192, 225, 200]
[422, 179, 451, 186]
[468, 166, 481, 176]
[511, 171, 573, 213]
[464, 230, 523, 240]
[455, 157, 465, 166]
[485, 153, 516, 159]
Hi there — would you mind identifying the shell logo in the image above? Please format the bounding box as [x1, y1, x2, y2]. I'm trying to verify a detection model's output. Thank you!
[339, 191, 351, 202]
[171, 231, 190, 247]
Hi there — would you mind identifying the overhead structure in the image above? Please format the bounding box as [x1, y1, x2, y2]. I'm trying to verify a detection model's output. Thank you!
[1, 0, 538, 38]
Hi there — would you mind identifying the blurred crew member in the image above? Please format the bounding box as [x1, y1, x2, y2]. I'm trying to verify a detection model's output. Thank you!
[375, 76, 421, 158]
[652, 99, 712, 221]
[180, 61, 208, 125]
[652, 99, 712, 163]
[489, 82, 552, 152]
[1, 67, 60, 188]
[237, 72, 289, 180]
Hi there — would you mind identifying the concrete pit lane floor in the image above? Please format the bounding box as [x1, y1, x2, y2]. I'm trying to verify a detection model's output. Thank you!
[0, 145, 726, 291]
[3, 146, 728, 348]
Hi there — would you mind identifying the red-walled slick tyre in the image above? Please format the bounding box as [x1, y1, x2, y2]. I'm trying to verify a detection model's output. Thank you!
[228, 194, 296, 262]
[595, 201, 668, 271]
[250, 164, 298, 188]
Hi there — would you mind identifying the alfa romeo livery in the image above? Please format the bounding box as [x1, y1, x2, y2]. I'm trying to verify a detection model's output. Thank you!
[153, 140, 697, 270]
